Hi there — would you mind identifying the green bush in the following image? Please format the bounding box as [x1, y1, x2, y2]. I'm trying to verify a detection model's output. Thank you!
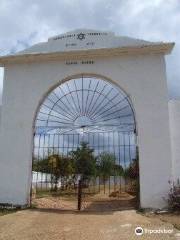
[167, 179, 180, 211]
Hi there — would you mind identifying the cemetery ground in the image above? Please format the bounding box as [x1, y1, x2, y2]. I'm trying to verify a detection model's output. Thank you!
[0, 184, 180, 239]
[0, 205, 180, 239]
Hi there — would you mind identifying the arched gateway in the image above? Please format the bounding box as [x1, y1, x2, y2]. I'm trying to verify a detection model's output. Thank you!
[0, 29, 174, 209]
[33, 76, 138, 210]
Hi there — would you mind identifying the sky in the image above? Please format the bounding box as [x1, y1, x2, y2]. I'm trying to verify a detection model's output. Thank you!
[0, 0, 180, 101]
[34, 77, 136, 165]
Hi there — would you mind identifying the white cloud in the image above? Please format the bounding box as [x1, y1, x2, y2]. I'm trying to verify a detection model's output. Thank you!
[0, 0, 180, 98]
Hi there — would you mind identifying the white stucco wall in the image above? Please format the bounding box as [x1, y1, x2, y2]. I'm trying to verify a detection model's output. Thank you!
[0, 106, 1, 127]
[0, 54, 172, 208]
[169, 99, 180, 181]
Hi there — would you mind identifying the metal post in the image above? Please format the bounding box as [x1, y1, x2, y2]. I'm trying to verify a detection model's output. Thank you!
[77, 179, 82, 211]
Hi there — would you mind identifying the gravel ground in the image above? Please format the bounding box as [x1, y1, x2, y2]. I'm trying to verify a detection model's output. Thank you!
[32, 190, 137, 211]
[144, 212, 180, 230]
[33, 195, 137, 211]
[0, 209, 180, 240]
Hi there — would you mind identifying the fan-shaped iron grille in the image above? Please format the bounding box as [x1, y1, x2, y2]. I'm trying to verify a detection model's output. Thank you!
[35, 76, 135, 134]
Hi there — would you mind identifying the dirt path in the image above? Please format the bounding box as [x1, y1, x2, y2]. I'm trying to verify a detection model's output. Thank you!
[0, 209, 179, 240]
[32, 193, 137, 211]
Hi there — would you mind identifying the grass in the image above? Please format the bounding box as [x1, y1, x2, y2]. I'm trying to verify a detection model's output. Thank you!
[141, 210, 180, 231]
[36, 189, 78, 198]
[33, 184, 137, 207]
[157, 212, 180, 230]
[35, 187, 109, 200]
[173, 223, 180, 230]
[0, 209, 17, 216]
[35, 184, 130, 198]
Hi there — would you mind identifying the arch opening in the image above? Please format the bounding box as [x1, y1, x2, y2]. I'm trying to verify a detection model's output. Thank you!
[31, 76, 139, 211]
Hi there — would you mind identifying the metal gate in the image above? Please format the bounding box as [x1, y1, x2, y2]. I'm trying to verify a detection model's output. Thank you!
[31, 76, 139, 210]
[32, 131, 139, 210]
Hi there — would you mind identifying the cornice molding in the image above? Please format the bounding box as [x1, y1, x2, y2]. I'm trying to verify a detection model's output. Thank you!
[0, 42, 174, 66]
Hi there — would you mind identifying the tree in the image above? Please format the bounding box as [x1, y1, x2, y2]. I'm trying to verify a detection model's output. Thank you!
[32, 157, 51, 173]
[123, 152, 139, 180]
[123, 148, 139, 195]
[69, 142, 97, 181]
[114, 164, 124, 176]
[126, 159, 139, 179]
[97, 152, 116, 184]
[48, 154, 75, 191]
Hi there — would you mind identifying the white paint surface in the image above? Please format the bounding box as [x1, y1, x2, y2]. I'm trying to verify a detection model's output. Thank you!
[15, 29, 157, 56]
[169, 100, 180, 181]
[0, 30, 173, 209]
[0, 68, 4, 104]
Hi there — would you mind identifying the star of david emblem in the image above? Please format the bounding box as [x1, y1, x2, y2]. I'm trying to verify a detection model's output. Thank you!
[77, 33, 85, 40]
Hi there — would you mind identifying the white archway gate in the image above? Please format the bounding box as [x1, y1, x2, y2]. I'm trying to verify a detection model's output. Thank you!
[0, 29, 174, 209]
[32, 76, 138, 210]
